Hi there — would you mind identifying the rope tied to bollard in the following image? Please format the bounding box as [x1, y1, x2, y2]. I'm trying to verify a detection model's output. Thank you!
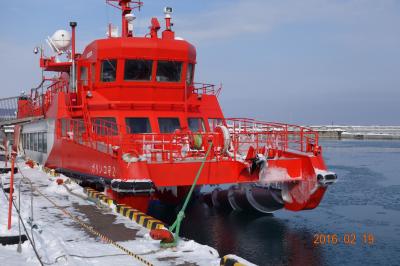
[150, 141, 213, 248]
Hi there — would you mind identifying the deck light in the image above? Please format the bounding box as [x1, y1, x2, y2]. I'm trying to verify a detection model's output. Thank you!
[164, 7, 173, 15]
[163, 7, 173, 32]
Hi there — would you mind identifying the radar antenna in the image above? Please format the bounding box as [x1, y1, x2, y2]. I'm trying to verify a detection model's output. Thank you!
[106, 0, 143, 37]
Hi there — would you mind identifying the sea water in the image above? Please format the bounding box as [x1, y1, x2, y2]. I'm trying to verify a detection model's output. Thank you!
[179, 140, 400, 266]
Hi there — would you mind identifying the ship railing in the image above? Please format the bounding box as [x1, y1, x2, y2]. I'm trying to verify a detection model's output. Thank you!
[225, 118, 319, 154]
[120, 132, 224, 163]
[0, 95, 45, 124]
[120, 122, 318, 164]
[5, 78, 70, 122]
[57, 118, 122, 156]
[42, 79, 69, 109]
[55, 117, 319, 163]
[192, 83, 222, 97]
[0, 96, 19, 122]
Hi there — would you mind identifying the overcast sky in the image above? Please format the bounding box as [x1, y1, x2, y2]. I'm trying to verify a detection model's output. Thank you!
[1, 0, 399, 125]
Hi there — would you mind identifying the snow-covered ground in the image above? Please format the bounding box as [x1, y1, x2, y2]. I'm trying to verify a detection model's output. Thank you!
[0, 160, 223, 266]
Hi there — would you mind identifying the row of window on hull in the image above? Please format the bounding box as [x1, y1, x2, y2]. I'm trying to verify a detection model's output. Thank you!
[81, 59, 194, 83]
[92, 117, 223, 135]
[21, 132, 47, 153]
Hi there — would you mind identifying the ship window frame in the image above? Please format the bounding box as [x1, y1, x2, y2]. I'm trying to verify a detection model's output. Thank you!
[186, 63, 194, 85]
[91, 117, 118, 136]
[187, 117, 205, 132]
[22, 134, 26, 150]
[35, 132, 39, 151]
[124, 59, 153, 81]
[158, 117, 181, 133]
[42, 132, 47, 153]
[80, 66, 88, 86]
[100, 59, 117, 82]
[125, 117, 152, 134]
[38, 132, 43, 152]
[29, 133, 34, 151]
[32, 132, 38, 151]
[208, 118, 224, 132]
[60, 119, 69, 138]
[27, 133, 30, 150]
[156, 61, 183, 83]
[91, 63, 96, 83]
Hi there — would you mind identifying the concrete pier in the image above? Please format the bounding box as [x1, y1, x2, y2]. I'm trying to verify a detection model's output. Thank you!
[309, 125, 400, 140]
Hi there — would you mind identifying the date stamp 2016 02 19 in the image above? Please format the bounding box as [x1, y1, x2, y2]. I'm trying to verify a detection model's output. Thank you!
[313, 233, 375, 246]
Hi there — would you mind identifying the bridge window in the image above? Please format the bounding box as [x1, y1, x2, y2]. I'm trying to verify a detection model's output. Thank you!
[126, 118, 152, 134]
[158, 118, 181, 133]
[156, 61, 182, 82]
[124, 60, 153, 81]
[186, 63, 194, 85]
[100, 59, 117, 82]
[92, 117, 118, 136]
[188, 118, 205, 132]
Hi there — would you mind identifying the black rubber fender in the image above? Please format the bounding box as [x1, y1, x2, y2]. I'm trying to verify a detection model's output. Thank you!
[0, 235, 27, 246]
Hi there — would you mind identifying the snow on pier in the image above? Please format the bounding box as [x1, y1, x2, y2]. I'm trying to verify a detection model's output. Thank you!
[0, 161, 230, 266]
[309, 125, 400, 140]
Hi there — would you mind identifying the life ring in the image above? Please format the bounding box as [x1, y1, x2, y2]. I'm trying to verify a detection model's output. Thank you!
[215, 125, 231, 154]
[122, 150, 141, 163]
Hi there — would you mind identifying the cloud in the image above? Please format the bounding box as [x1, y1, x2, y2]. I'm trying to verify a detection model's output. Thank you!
[174, 0, 400, 46]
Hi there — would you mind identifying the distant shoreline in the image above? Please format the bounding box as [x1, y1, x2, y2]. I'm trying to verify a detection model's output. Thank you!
[309, 125, 400, 140]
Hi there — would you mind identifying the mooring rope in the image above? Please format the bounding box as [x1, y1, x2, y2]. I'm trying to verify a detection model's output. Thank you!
[163, 142, 213, 247]
[16, 163, 154, 266]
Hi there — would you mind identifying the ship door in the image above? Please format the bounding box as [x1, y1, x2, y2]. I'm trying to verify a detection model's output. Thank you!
[77, 62, 91, 104]
[78, 62, 91, 89]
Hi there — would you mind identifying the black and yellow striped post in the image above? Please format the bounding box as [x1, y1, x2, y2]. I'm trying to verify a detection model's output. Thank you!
[220, 255, 247, 266]
[84, 188, 165, 230]
[116, 204, 165, 230]
[85, 187, 115, 206]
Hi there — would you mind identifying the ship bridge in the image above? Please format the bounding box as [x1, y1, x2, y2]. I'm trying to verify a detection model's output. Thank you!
[77, 36, 197, 103]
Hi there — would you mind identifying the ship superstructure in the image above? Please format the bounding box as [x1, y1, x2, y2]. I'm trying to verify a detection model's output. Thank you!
[0, 0, 336, 214]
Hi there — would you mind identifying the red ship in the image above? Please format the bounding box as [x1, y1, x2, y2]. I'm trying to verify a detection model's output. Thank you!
[0, 0, 336, 214]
